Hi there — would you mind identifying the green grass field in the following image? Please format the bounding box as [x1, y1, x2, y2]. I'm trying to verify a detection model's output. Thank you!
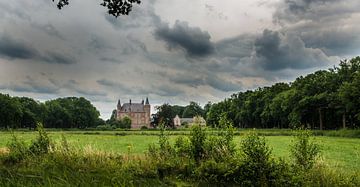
[0, 130, 359, 173]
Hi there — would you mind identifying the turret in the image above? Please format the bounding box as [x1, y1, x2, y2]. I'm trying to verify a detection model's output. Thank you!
[117, 99, 121, 110]
[144, 97, 150, 127]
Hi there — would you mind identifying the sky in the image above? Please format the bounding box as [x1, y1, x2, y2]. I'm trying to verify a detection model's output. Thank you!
[0, 0, 359, 119]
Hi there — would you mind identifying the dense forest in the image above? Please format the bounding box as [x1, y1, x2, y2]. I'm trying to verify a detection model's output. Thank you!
[0, 96, 102, 129]
[1, 57, 360, 130]
[205, 57, 360, 129]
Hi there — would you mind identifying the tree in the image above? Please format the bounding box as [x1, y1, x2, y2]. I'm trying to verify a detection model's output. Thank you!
[0, 93, 22, 128]
[339, 72, 360, 128]
[182, 101, 204, 118]
[15, 97, 44, 129]
[155, 103, 174, 128]
[52, 0, 141, 17]
[122, 116, 132, 129]
[44, 97, 100, 129]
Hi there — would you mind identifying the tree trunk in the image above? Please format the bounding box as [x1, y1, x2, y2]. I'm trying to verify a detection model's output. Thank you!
[342, 113, 346, 129]
[318, 108, 323, 130]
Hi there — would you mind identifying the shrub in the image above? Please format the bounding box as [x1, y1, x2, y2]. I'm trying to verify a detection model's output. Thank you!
[29, 123, 52, 155]
[4, 134, 28, 164]
[238, 131, 274, 185]
[174, 136, 191, 158]
[140, 126, 148, 130]
[190, 125, 206, 163]
[291, 129, 320, 170]
[96, 124, 115, 130]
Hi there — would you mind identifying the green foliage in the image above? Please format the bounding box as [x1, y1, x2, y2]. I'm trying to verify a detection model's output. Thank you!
[182, 101, 204, 118]
[238, 131, 273, 185]
[208, 56, 360, 129]
[291, 130, 320, 170]
[4, 134, 28, 164]
[0, 128, 359, 186]
[190, 125, 206, 162]
[29, 123, 52, 155]
[122, 116, 132, 129]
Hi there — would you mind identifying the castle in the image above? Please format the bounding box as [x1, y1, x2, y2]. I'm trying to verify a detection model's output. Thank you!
[117, 98, 151, 129]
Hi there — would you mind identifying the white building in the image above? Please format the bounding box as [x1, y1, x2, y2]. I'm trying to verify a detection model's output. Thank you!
[173, 115, 206, 127]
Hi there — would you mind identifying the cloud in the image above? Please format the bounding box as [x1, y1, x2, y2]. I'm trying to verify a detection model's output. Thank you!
[0, 34, 76, 64]
[99, 57, 123, 63]
[42, 52, 76, 64]
[0, 76, 59, 94]
[254, 29, 330, 70]
[272, 0, 360, 57]
[273, 0, 357, 23]
[0, 34, 40, 60]
[88, 35, 115, 52]
[64, 80, 107, 97]
[169, 72, 242, 92]
[31, 23, 65, 40]
[154, 21, 215, 57]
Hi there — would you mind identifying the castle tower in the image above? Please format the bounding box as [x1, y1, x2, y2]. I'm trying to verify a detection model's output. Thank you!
[116, 99, 121, 120]
[144, 97, 151, 127]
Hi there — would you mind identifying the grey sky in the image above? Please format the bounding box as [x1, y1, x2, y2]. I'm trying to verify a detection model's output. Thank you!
[0, 0, 359, 118]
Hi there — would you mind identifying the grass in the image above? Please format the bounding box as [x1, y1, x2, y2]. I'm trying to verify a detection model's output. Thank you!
[0, 130, 359, 174]
[0, 128, 359, 186]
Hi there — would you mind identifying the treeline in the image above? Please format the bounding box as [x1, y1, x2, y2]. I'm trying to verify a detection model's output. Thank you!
[0, 95, 102, 129]
[207, 57, 360, 129]
[152, 101, 210, 127]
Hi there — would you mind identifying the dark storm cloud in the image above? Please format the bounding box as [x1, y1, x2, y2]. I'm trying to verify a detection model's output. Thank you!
[65, 80, 107, 97]
[215, 34, 255, 59]
[273, 0, 353, 23]
[97, 79, 132, 93]
[300, 28, 360, 56]
[0, 76, 59, 94]
[0, 34, 75, 64]
[99, 57, 123, 63]
[0, 34, 40, 60]
[254, 29, 329, 70]
[170, 73, 242, 92]
[272, 0, 360, 57]
[97, 78, 184, 97]
[154, 21, 215, 57]
[42, 52, 76, 64]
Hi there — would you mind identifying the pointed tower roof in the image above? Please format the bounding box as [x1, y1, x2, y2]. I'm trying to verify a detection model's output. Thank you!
[117, 99, 121, 106]
[145, 97, 149, 105]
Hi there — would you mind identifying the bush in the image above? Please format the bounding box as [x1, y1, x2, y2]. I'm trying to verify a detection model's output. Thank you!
[190, 125, 206, 163]
[4, 134, 28, 164]
[96, 124, 115, 130]
[291, 129, 320, 170]
[29, 123, 52, 155]
[238, 131, 273, 185]
[140, 126, 148, 130]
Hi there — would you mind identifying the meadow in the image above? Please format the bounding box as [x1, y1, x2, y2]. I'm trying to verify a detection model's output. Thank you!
[1, 129, 359, 174]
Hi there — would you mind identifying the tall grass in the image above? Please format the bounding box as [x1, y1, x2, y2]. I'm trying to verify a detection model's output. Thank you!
[0, 124, 359, 186]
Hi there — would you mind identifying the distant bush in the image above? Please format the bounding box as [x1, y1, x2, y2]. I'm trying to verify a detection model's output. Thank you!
[96, 124, 115, 130]
[291, 130, 320, 170]
[140, 126, 148, 130]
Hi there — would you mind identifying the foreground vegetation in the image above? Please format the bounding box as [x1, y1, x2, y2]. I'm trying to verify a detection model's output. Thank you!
[0, 122, 359, 186]
[1, 129, 360, 173]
